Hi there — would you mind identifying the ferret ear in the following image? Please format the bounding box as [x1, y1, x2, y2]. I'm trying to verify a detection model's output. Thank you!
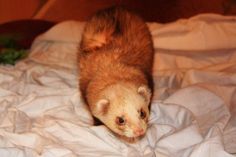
[138, 85, 151, 103]
[95, 99, 110, 115]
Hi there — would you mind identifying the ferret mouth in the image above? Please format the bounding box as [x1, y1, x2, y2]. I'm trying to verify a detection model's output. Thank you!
[129, 133, 146, 138]
[132, 133, 145, 138]
[117, 134, 146, 143]
[120, 127, 147, 139]
[113, 129, 147, 142]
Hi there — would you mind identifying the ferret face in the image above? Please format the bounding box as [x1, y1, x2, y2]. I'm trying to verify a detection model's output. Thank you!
[92, 83, 151, 139]
[107, 98, 149, 138]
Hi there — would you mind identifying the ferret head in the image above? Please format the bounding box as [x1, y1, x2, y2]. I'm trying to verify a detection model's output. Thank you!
[91, 83, 151, 139]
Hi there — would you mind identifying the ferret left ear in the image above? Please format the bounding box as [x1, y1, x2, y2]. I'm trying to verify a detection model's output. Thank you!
[95, 99, 110, 115]
[138, 85, 151, 103]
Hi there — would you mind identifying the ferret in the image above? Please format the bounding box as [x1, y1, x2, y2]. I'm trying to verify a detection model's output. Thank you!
[78, 7, 154, 142]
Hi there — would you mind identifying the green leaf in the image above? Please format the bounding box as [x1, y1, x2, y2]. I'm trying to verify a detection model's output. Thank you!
[0, 48, 28, 65]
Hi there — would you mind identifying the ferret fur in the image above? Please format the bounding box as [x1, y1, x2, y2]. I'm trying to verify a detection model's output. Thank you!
[78, 7, 154, 142]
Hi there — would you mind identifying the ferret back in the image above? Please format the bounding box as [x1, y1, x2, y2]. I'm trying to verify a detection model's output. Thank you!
[80, 7, 150, 52]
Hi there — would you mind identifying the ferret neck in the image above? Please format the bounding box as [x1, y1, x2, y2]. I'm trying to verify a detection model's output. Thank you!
[86, 64, 147, 106]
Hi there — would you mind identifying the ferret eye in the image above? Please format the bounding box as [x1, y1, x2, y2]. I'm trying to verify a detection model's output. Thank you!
[139, 109, 146, 119]
[116, 117, 125, 125]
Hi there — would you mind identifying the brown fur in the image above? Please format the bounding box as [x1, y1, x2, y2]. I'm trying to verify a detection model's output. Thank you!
[78, 7, 154, 138]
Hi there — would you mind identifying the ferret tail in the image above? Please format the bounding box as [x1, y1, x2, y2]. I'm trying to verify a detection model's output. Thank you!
[80, 7, 129, 52]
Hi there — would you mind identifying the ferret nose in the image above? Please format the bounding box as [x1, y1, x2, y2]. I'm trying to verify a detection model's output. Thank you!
[134, 128, 145, 136]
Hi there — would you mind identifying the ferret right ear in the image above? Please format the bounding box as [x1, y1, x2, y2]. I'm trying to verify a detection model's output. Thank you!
[138, 85, 151, 103]
[95, 99, 110, 115]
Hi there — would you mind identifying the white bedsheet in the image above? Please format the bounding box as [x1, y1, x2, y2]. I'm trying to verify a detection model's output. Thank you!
[0, 14, 236, 157]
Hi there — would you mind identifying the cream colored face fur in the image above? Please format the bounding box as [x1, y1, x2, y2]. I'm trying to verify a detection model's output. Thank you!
[92, 83, 151, 138]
